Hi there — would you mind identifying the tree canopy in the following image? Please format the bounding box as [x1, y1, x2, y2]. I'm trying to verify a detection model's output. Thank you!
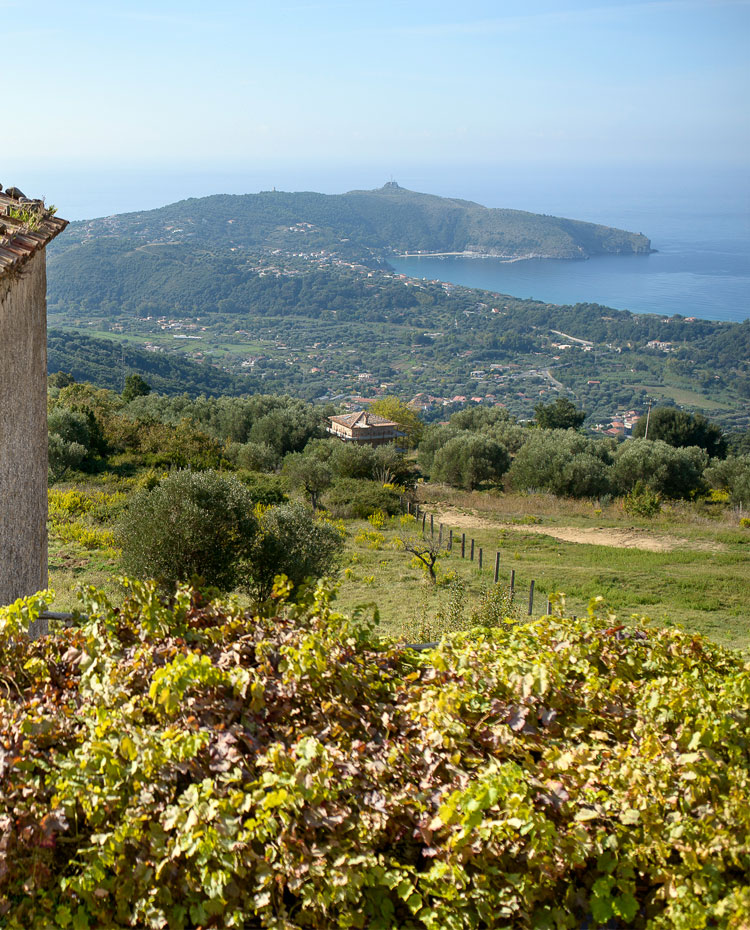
[633, 407, 727, 458]
[534, 397, 586, 431]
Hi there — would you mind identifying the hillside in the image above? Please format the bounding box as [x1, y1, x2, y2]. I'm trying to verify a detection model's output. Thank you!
[48, 182, 651, 263]
[44, 184, 750, 429]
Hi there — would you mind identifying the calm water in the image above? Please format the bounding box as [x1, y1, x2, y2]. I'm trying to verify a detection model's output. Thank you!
[391, 222, 750, 324]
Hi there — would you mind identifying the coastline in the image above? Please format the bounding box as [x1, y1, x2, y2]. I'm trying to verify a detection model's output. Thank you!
[394, 250, 558, 262]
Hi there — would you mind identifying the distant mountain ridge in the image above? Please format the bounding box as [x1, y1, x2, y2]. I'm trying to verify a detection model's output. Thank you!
[51, 183, 651, 262]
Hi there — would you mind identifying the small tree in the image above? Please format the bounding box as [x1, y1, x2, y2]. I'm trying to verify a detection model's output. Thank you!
[508, 430, 612, 498]
[370, 396, 424, 448]
[282, 452, 333, 509]
[612, 439, 708, 499]
[118, 470, 258, 592]
[633, 407, 726, 458]
[122, 373, 151, 403]
[245, 502, 345, 601]
[396, 524, 449, 584]
[431, 434, 510, 490]
[534, 397, 586, 431]
[48, 407, 107, 482]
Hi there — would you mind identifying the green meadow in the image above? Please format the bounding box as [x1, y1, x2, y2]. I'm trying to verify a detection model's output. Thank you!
[48, 480, 750, 651]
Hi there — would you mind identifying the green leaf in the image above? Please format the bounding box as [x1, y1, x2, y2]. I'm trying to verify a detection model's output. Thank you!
[613, 892, 639, 923]
[55, 907, 73, 928]
[120, 735, 138, 761]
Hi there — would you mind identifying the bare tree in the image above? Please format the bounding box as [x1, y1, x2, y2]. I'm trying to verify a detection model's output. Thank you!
[395, 527, 448, 584]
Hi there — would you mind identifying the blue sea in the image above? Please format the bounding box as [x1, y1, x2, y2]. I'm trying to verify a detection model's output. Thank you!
[18, 159, 750, 324]
[390, 191, 750, 324]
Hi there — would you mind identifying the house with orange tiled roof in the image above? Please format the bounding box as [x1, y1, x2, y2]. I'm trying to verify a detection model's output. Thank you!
[0, 185, 68, 629]
[327, 411, 404, 446]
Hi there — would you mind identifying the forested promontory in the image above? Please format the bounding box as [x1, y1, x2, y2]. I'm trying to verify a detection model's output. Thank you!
[48, 182, 651, 264]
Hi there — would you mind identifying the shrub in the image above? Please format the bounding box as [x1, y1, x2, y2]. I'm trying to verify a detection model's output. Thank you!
[47, 407, 106, 482]
[612, 438, 708, 499]
[1, 586, 748, 928]
[117, 469, 258, 592]
[508, 430, 612, 498]
[470, 583, 518, 627]
[431, 433, 511, 490]
[632, 407, 727, 458]
[244, 502, 345, 600]
[324, 478, 401, 519]
[229, 440, 280, 473]
[234, 470, 288, 506]
[705, 455, 750, 507]
[622, 480, 662, 517]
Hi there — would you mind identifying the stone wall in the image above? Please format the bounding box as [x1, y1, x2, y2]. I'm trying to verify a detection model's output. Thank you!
[0, 251, 48, 635]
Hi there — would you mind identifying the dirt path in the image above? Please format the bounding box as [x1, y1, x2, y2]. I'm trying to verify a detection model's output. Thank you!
[432, 508, 720, 553]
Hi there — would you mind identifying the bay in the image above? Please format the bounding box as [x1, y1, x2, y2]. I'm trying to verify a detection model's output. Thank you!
[390, 200, 750, 324]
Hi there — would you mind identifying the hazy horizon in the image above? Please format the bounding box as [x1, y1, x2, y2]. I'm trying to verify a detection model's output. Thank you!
[8, 158, 749, 232]
[5, 0, 749, 223]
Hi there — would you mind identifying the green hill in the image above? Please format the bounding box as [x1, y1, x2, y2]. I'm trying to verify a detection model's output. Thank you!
[49, 182, 651, 263]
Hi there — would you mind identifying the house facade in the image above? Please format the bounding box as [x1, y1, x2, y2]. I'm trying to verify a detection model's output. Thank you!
[327, 411, 403, 446]
[0, 187, 67, 632]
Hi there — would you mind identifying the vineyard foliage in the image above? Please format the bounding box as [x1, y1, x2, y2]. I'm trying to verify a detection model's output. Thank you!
[1, 584, 749, 929]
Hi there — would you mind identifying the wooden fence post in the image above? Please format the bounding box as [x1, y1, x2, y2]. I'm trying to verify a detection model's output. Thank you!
[461, 533, 465, 558]
[528, 580, 535, 616]
[438, 523, 443, 545]
[510, 569, 515, 593]
[478, 548, 483, 571]
[448, 529, 453, 550]
[494, 552, 500, 584]
[430, 514, 434, 536]
[422, 513, 426, 533]
[470, 539, 475, 561]
[546, 599, 552, 615]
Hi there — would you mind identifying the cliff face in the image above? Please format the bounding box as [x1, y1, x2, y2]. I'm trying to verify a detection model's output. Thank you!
[0, 251, 49, 632]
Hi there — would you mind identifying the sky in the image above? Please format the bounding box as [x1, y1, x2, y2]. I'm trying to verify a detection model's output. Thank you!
[3, 0, 749, 218]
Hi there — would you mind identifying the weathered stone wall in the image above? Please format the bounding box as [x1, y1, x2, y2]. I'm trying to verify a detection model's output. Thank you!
[0, 251, 48, 635]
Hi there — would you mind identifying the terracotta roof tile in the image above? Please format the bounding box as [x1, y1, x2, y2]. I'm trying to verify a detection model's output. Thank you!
[329, 411, 398, 429]
[0, 189, 68, 279]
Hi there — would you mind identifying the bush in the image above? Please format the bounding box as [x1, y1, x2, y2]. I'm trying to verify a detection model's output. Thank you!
[632, 407, 727, 457]
[705, 455, 750, 507]
[234, 470, 288, 506]
[508, 430, 612, 498]
[228, 440, 280, 473]
[48, 406, 107, 481]
[117, 469, 258, 592]
[324, 478, 402, 519]
[612, 438, 708, 499]
[431, 433, 510, 490]
[1, 587, 748, 928]
[244, 502, 345, 600]
[623, 480, 662, 517]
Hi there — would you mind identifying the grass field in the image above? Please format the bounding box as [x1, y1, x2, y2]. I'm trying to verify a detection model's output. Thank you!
[334, 488, 750, 650]
[47, 480, 750, 651]
[632, 382, 730, 410]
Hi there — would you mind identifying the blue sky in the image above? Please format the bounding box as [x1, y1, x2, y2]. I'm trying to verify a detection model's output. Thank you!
[4, 0, 748, 216]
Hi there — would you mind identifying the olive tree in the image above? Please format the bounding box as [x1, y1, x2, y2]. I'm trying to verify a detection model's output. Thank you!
[431, 434, 511, 491]
[117, 470, 258, 592]
[244, 502, 345, 601]
[611, 439, 708, 499]
[508, 430, 612, 498]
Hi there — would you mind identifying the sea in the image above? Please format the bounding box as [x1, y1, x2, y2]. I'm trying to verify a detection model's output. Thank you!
[18, 159, 750, 324]
[388, 173, 750, 324]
